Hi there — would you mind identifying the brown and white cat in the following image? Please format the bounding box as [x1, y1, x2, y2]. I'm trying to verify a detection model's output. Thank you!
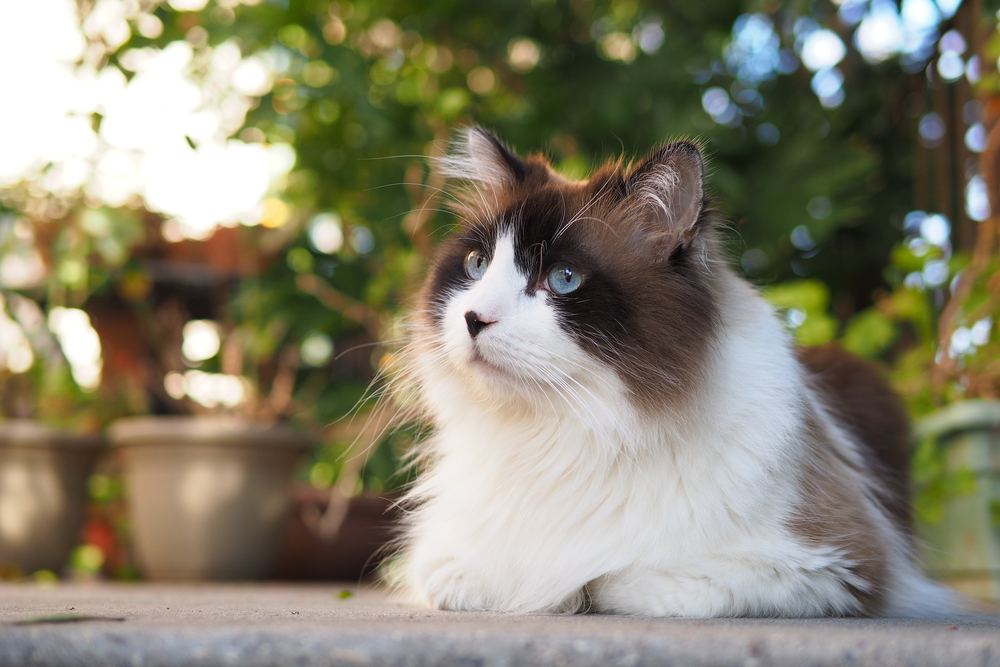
[395, 127, 958, 616]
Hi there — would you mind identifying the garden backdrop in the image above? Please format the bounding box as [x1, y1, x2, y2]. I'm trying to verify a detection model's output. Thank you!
[1, 0, 999, 579]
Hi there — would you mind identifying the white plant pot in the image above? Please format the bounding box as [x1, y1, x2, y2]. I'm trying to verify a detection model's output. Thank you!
[915, 400, 1000, 603]
[0, 421, 103, 574]
[108, 416, 311, 580]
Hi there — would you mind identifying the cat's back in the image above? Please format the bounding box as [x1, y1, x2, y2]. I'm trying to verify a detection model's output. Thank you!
[796, 344, 912, 534]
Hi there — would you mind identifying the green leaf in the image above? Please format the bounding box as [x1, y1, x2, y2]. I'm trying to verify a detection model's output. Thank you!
[842, 308, 897, 359]
[71, 545, 104, 574]
[436, 88, 470, 119]
[948, 468, 978, 498]
[762, 280, 835, 345]
[890, 244, 934, 273]
[795, 313, 837, 346]
[912, 440, 980, 527]
[287, 247, 315, 274]
[884, 289, 934, 342]
[911, 436, 944, 485]
[762, 279, 830, 313]
[989, 499, 1000, 526]
[914, 480, 947, 525]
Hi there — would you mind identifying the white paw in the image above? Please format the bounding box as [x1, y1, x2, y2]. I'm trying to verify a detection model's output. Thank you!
[589, 570, 732, 617]
[419, 558, 488, 611]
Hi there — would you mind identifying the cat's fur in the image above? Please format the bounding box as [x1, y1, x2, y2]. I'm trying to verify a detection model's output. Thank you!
[395, 127, 957, 617]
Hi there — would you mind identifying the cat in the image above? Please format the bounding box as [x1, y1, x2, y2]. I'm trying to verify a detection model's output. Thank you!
[393, 127, 959, 617]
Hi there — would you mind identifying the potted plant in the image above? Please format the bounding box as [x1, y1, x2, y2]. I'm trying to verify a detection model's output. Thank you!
[910, 401, 1000, 601]
[107, 416, 311, 580]
[0, 265, 136, 578]
[0, 421, 104, 576]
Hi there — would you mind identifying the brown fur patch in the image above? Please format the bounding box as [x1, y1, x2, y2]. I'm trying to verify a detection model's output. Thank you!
[789, 411, 890, 616]
[796, 345, 913, 540]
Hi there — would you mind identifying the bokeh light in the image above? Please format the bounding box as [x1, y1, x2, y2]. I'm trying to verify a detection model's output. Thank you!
[919, 113, 946, 147]
[308, 213, 345, 254]
[800, 30, 847, 71]
[48, 307, 103, 391]
[0, 0, 295, 242]
[919, 214, 950, 246]
[181, 370, 246, 408]
[301, 332, 334, 367]
[702, 87, 741, 126]
[855, 0, 905, 64]
[181, 320, 222, 363]
[741, 248, 770, 274]
[0, 295, 34, 374]
[351, 226, 375, 255]
[508, 38, 540, 73]
[0, 218, 47, 289]
[807, 196, 832, 220]
[791, 226, 817, 251]
[965, 124, 987, 153]
[726, 14, 782, 85]
[756, 123, 780, 145]
[966, 176, 991, 222]
[633, 19, 665, 55]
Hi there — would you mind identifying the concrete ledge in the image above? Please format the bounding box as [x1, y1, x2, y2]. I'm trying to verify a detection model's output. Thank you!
[1, 583, 998, 666]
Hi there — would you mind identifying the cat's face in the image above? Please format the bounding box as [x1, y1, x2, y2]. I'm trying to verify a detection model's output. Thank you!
[415, 129, 720, 413]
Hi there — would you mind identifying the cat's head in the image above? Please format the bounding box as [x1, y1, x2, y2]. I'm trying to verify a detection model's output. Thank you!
[414, 127, 721, 415]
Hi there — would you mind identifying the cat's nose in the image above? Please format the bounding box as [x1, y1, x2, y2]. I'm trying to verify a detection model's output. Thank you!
[464, 311, 494, 338]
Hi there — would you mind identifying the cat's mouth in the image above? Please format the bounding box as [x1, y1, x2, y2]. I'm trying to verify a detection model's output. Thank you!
[468, 344, 507, 376]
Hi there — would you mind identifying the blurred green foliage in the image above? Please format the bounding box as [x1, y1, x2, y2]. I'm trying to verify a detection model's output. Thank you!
[911, 432, 978, 525]
[175, 0, 931, 492]
[762, 279, 838, 345]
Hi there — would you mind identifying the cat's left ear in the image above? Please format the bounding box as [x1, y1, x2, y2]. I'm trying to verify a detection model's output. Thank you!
[440, 127, 528, 190]
[626, 141, 705, 246]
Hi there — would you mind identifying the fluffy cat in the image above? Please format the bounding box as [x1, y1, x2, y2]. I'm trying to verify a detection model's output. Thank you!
[394, 127, 958, 617]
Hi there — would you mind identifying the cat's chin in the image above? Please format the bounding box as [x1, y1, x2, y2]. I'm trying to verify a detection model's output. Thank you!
[466, 351, 510, 380]
[462, 349, 528, 395]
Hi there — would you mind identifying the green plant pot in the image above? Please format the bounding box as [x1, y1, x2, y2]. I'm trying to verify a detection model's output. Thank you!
[0, 421, 104, 575]
[914, 400, 1000, 603]
[108, 416, 311, 581]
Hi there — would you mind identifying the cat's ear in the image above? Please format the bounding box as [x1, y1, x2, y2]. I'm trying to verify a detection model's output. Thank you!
[440, 127, 528, 190]
[626, 141, 705, 245]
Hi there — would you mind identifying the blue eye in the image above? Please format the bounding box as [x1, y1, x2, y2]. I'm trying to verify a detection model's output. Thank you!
[465, 250, 488, 280]
[547, 263, 582, 294]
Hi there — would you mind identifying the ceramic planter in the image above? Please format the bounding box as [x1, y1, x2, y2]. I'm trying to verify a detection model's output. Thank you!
[0, 421, 104, 574]
[108, 416, 311, 580]
[915, 400, 1000, 603]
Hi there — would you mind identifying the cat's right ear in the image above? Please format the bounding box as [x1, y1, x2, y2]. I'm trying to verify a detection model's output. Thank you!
[439, 127, 528, 190]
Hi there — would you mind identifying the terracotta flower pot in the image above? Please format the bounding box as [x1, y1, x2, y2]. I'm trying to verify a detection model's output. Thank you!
[0, 421, 104, 574]
[915, 400, 1000, 603]
[108, 416, 311, 580]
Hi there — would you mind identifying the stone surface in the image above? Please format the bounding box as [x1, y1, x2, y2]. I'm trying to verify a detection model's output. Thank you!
[0, 582, 998, 666]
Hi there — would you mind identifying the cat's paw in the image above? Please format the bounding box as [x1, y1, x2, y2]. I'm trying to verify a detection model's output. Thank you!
[589, 570, 732, 617]
[418, 558, 491, 611]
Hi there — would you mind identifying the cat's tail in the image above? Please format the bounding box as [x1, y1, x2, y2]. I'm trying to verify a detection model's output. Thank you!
[885, 566, 997, 617]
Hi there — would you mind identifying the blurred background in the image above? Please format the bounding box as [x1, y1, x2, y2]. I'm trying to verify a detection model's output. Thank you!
[1, 0, 999, 589]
